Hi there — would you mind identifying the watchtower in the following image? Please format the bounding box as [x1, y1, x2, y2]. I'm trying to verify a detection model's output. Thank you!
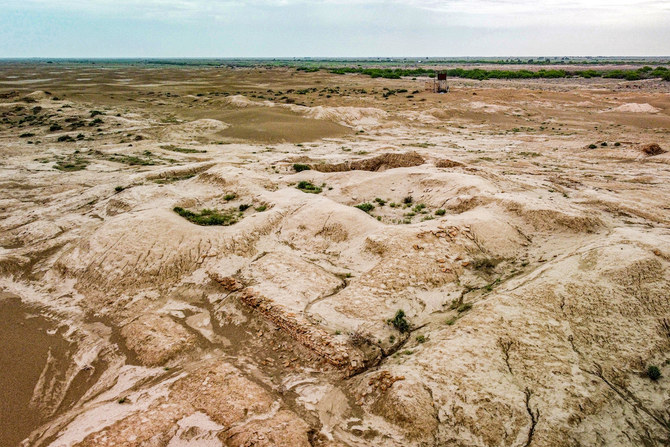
[434, 72, 449, 93]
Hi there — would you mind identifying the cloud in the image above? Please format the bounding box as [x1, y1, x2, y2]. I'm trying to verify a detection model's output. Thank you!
[1, 0, 668, 56]
[4, 0, 669, 24]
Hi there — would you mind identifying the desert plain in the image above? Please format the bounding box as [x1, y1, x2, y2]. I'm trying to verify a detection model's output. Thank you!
[1, 61, 670, 447]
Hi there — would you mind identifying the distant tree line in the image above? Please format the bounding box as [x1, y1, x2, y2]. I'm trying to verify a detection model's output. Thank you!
[296, 65, 670, 81]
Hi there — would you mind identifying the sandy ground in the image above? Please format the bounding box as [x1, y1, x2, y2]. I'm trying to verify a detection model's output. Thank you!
[1, 63, 670, 447]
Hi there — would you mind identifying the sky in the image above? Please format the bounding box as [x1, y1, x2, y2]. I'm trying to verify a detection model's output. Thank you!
[0, 0, 669, 57]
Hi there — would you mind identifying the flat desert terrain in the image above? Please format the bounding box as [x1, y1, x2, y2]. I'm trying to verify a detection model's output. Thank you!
[1, 63, 670, 447]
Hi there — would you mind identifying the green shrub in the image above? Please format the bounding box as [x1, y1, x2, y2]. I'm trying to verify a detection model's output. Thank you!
[224, 193, 236, 201]
[374, 197, 387, 206]
[588, 144, 597, 149]
[457, 302, 472, 313]
[435, 209, 446, 216]
[173, 207, 238, 226]
[355, 203, 374, 213]
[293, 163, 311, 172]
[115, 186, 125, 192]
[403, 196, 413, 204]
[57, 135, 75, 142]
[416, 335, 426, 343]
[647, 365, 661, 381]
[389, 309, 410, 333]
[49, 124, 62, 131]
[238, 204, 251, 212]
[255, 205, 267, 212]
[297, 181, 322, 194]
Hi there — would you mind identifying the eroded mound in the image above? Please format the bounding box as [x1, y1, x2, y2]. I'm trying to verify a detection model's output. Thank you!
[2, 64, 670, 447]
[305, 151, 425, 172]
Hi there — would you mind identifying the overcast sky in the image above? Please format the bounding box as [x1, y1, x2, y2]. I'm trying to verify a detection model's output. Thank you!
[1, 0, 669, 57]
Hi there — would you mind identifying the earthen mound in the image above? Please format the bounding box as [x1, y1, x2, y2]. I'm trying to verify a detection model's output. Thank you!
[310, 152, 425, 173]
[639, 143, 666, 156]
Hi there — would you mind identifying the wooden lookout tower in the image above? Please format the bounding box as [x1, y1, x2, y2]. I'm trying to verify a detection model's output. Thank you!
[433, 71, 449, 93]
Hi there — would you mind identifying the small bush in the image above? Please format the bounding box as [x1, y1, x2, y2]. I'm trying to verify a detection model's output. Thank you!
[457, 302, 472, 313]
[293, 163, 311, 172]
[296, 181, 322, 194]
[224, 193, 236, 201]
[472, 257, 499, 271]
[238, 204, 251, 212]
[57, 135, 75, 142]
[435, 209, 446, 216]
[374, 197, 387, 206]
[255, 205, 267, 212]
[389, 309, 410, 333]
[403, 196, 413, 204]
[49, 124, 62, 132]
[173, 207, 238, 226]
[20, 132, 35, 138]
[588, 144, 597, 149]
[355, 203, 374, 213]
[416, 335, 426, 343]
[445, 317, 456, 326]
[114, 186, 125, 192]
[647, 365, 661, 381]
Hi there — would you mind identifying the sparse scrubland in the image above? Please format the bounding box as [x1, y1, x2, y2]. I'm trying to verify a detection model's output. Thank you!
[1, 61, 670, 447]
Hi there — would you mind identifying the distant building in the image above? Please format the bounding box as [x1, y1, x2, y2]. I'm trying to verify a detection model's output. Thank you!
[433, 72, 449, 93]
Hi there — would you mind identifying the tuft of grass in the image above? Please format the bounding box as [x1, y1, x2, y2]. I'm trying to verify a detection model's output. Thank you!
[403, 196, 413, 204]
[238, 204, 251, 212]
[110, 155, 154, 165]
[388, 309, 410, 333]
[160, 144, 206, 154]
[297, 181, 322, 194]
[224, 193, 237, 201]
[255, 205, 267, 212]
[153, 174, 195, 184]
[416, 335, 426, 343]
[472, 257, 500, 271]
[355, 203, 374, 213]
[54, 157, 88, 171]
[374, 197, 387, 206]
[173, 207, 238, 226]
[457, 302, 473, 313]
[293, 163, 311, 172]
[445, 317, 457, 326]
[646, 365, 661, 381]
[435, 209, 446, 216]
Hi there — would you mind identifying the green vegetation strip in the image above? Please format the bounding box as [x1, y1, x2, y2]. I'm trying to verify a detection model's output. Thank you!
[299, 66, 670, 81]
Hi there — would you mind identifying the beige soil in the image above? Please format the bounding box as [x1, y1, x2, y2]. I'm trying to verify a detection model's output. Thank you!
[1, 63, 670, 447]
